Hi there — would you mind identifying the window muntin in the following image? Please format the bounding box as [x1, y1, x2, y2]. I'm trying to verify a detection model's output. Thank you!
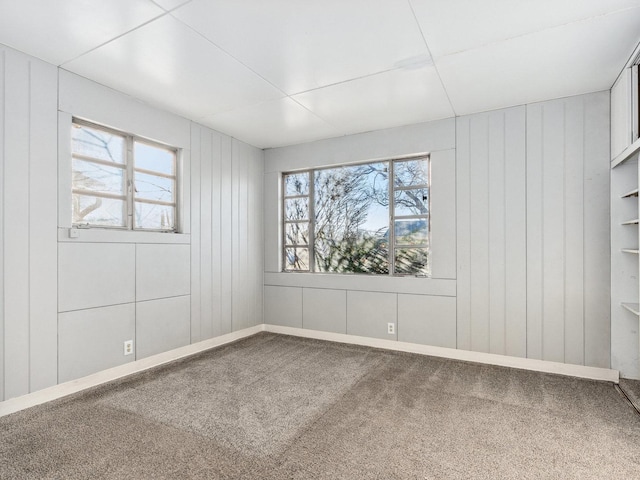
[282, 155, 430, 276]
[71, 120, 178, 232]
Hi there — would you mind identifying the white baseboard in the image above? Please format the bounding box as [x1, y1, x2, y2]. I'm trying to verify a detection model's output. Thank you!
[263, 324, 620, 384]
[1, 323, 619, 418]
[0, 325, 263, 418]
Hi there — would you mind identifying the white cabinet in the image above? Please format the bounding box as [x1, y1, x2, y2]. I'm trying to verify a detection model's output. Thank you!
[611, 46, 640, 378]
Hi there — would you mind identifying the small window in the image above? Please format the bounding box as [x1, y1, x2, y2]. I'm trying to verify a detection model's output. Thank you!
[71, 120, 178, 231]
[282, 155, 430, 276]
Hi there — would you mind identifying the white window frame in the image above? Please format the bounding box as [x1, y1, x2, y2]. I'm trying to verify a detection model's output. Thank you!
[71, 118, 180, 233]
[281, 154, 431, 277]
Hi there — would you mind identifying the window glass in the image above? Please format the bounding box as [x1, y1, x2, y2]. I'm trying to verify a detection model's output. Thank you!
[284, 247, 309, 271]
[134, 202, 175, 230]
[72, 124, 125, 164]
[72, 194, 126, 227]
[282, 156, 430, 276]
[134, 172, 174, 203]
[284, 172, 310, 196]
[71, 120, 179, 232]
[72, 159, 125, 195]
[394, 188, 429, 216]
[134, 141, 175, 175]
[314, 163, 389, 274]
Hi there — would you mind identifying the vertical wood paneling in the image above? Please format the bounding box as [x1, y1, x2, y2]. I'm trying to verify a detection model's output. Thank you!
[190, 125, 201, 343]
[527, 92, 610, 368]
[3, 50, 31, 399]
[255, 153, 265, 326]
[220, 136, 233, 335]
[469, 115, 490, 353]
[210, 132, 222, 338]
[541, 101, 566, 363]
[583, 92, 611, 369]
[455, 117, 471, 351]
[504, 109, 527, 358]
[238, 141, 249, 331]
[526, 106, 544, 360]
[191, 126, 264, 339]
[488, 114, 506, 355]
[27, 59, 58, 392]
[263, 172, 281, 273]
[457, 107, 527, 358]
[199, 131, 213, 340]
[231, 141, 241, 331]
[0, 49, 5, 401]
[564, 98, 585, 366]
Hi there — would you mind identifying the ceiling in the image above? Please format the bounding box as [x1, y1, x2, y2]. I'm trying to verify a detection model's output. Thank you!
[1, 1, 640, 149]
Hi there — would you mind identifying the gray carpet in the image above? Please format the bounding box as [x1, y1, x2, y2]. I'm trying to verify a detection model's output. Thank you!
[1, 332, 639, 479]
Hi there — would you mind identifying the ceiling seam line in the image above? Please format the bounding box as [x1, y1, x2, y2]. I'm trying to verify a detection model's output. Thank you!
[59, 11, 174, 67]
[406, 0, 457, 117]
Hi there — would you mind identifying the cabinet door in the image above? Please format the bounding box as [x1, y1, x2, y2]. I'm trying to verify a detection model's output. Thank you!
[611, 68, 633, 160]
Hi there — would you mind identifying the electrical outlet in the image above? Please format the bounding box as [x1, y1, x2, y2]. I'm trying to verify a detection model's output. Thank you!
[124, 340, 134, 356]
[387, 323, 395, 335]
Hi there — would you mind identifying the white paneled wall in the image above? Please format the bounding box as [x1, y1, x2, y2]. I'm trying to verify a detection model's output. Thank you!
[265, 94, 611, 371]
[526, 92, 610, 368]
[190, 125, 264, 343]
[0, 46, 58, 400]
[456, 106, 527, 356]
[456, 93, 609, 367]
[58, 304, 135, 383]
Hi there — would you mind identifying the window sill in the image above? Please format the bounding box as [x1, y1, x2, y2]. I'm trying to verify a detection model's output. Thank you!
[264, 271, 455, 296]
[57, 227, 190, 244]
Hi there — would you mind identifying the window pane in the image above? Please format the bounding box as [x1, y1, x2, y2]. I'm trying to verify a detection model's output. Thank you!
[134, 172, 174, 203]
[395, 248, 429, 275]
[284, 172, 309, 196]
[394, 219, 428, 246]
[314, 162, 389, 274]
[134, 141, 175, 175]
[73, 194, 125, 227]
[134, 201, 175, 230]
[72, 159, 125, 195]
[285, 222, 309, 246]
[284, 248, 309, 271]
[394, 188, 428, 216]
[394, 158, 428, 187]
[72, 124, 125, 164]
[285, 197, 309, 221]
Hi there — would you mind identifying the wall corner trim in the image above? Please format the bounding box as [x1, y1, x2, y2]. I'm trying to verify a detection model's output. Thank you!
[0, 325, 265, 418]
[263, 325, 620, 384]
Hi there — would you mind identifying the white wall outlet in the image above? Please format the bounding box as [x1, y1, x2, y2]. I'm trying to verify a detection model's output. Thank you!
[123, 340, 134, 356]
[387, 323, 395, 335]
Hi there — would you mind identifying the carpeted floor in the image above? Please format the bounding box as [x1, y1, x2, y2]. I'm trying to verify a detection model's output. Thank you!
[1, 332, 639, 479]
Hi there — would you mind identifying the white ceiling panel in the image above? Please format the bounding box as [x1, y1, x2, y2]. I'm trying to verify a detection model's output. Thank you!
[0, 0, 164, 65]
[294, 67, 454, 136]
[63, 15, 284, 120]
[411, 0, 640, 58]
[201, 98, 340, 149]
[437, 8, 640, 115]
[151, 0, 192, 12]
[171, 0, 429, 94]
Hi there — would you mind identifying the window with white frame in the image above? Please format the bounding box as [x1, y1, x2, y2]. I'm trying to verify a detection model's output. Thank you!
[71, 120, 178, 231]
[282, 155, 430, 276]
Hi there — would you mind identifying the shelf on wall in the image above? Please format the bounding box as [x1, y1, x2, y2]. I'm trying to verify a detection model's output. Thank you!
[621, 188, 639, 198]
[622, 249, 640, 254]
[621, 218, 640, 225]
[622, 303, 640, 316]
[612, 137, 640, 168]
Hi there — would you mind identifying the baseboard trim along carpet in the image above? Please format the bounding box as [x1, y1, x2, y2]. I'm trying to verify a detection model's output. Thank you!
[0, 325, 263, 418]
[0, 323, 619, 418]
[263, 324, 620, 384]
